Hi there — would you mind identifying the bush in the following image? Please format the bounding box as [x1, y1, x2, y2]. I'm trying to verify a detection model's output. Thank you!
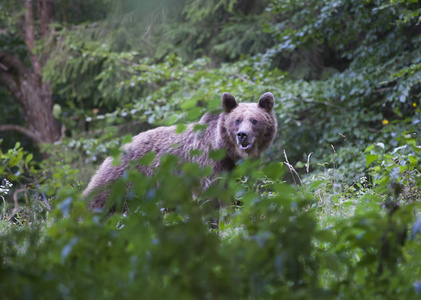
[1, 142, 421, 298]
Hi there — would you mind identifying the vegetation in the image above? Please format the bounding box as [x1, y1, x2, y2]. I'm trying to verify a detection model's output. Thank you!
[1, 0, 421, 298]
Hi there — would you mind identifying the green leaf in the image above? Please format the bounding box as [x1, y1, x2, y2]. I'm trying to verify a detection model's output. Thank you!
[166, 115, 179, 125]
[110, 148, 122, 165]
[176, 124, 187, 133]
[122, 135, 133, 145]
[308, 180, 325, 191]
[53, 104, 62, 119]
[193, 124, 207, 132]
[190, 149, 203, 157]
[262, 163, 284, 179]
[364, 145, 374, 153]
[377, 175, 390, 187]
[181, 98, 198, 110]
[186, 107, 202, 120]
[9, 152, 23, 168]
[209, 149, 226, 161]
[25, 153, 33, 165]
[366, 154, 378, 167]
[138, 151, 156, 166]
[207, 98, 220, 109]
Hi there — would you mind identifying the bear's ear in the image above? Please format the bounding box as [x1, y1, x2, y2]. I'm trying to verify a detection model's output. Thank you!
[221, 92, 238, 113]
[258, 92, 274, 112]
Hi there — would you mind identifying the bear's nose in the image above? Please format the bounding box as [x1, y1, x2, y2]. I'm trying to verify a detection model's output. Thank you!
[237, 131, 248, 142]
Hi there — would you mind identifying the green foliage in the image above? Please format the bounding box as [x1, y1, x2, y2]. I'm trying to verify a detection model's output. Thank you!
[0, 141, 37, 184]
[1, 142, 421, 298]
[365, 134, 421, 201]
[40, 0, 421, 177]
[30, 0, 421, 183]
[43, 44, 142, 109]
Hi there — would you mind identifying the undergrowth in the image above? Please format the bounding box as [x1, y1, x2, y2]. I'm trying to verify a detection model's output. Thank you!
[0, 130, 420, 299]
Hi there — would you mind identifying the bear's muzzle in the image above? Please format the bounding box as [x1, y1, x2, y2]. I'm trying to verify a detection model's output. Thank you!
[236, 131, 253, 150]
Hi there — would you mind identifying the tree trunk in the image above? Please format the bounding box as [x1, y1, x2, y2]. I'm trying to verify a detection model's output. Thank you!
[0, 0, 61, 146]
[0, 54, 61, 146]
[19, 74, 61, 144]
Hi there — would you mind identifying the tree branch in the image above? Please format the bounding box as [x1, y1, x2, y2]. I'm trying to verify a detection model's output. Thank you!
[0, 124, 42, 144]
[0, 72, 22, 102]
[0, 50, 28, 103]
[0, 50, 28, 75]
[24, 0, 42, 74]
[37, 0, 53, 39]
[302, 98, 344, 111]
[373, 87, 394, 94]
[24, 0, 36, 51]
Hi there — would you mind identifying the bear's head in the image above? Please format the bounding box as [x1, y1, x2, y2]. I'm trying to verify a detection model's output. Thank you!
[221, 92, 277, 159]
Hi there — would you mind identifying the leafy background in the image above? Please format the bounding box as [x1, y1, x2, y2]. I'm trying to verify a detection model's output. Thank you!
[1, 0, 421, 298]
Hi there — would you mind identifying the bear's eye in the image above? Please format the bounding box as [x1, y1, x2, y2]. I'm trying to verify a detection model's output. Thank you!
[235, 119, 241, 125]
[251, 119, 258, 125]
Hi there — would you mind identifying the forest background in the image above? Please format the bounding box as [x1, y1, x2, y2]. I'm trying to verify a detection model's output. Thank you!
[0, 0, 421, 298]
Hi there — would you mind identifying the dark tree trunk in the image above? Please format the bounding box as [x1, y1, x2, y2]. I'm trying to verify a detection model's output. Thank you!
[0, 0, 61, 146]
[19, 74, 60, 144]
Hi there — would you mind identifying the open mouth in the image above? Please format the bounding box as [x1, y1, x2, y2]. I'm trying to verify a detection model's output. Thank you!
[239, 142, 252, 150]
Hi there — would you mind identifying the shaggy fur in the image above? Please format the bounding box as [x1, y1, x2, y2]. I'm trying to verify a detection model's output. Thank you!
[84, 92, 277, 209]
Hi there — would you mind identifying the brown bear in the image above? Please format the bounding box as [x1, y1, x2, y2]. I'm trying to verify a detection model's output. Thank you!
[83, 92, 277, 209]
